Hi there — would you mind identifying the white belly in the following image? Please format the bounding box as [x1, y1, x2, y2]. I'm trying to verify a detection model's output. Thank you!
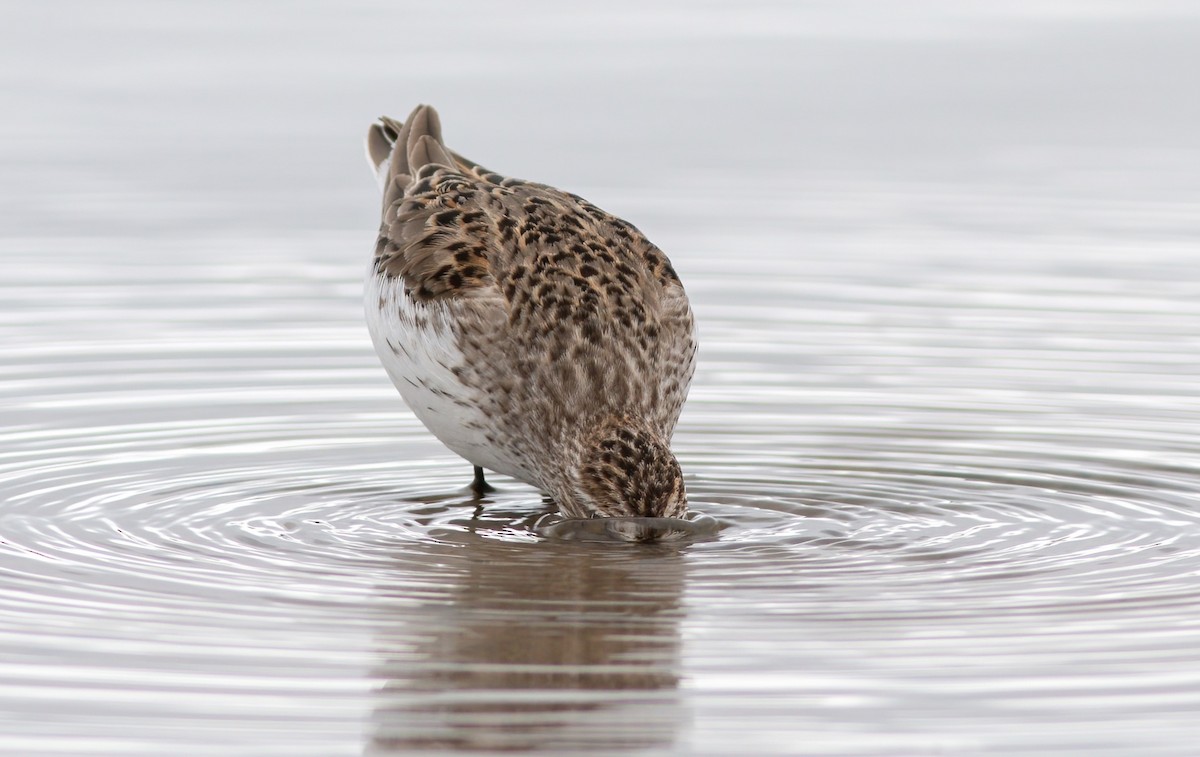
[364, 272, 527, 480]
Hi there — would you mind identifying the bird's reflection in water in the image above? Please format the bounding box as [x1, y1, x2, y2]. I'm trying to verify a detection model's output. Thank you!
[367, 499, 689, 754]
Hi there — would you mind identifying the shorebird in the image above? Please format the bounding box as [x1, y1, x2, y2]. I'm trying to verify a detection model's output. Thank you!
[364, 105, 696, 519]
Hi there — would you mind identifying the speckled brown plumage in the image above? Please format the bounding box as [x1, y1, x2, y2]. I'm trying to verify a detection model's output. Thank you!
[364, 105, 696, 519]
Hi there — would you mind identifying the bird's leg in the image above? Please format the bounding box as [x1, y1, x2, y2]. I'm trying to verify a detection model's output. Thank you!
[470, 465, 495, 495]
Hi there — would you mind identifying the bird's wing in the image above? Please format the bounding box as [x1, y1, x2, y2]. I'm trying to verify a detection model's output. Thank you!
[367, 105, 695, 382]
[367, 105, 509, 306]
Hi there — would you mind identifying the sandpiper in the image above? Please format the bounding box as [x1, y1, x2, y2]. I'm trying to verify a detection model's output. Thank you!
[364, 105, 696, 519]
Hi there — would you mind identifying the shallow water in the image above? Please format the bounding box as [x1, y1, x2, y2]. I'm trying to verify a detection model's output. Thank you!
[5, 2, 1200, 755]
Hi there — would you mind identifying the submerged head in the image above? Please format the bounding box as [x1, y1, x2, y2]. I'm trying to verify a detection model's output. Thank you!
[558, 418, 687, 519]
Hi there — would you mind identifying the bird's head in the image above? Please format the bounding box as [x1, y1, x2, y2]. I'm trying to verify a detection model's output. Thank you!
[557, 417, 687, 519]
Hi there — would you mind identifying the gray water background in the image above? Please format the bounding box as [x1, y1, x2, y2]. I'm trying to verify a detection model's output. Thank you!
[3, 2, 1200, 754]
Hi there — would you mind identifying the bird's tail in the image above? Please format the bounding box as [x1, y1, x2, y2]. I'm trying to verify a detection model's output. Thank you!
[365, 104, 457, 206]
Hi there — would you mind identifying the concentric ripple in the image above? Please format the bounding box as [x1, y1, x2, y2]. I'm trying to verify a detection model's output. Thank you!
[3, 223, 1200, 755]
